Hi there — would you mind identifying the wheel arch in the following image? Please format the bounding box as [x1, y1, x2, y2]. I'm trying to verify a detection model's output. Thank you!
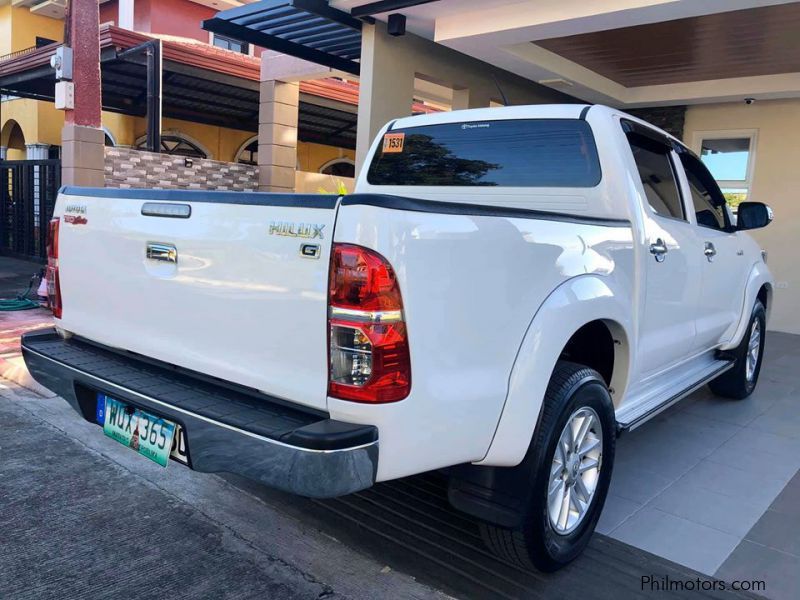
[477, 275, 634, 467]
[721, 262, 773, 351]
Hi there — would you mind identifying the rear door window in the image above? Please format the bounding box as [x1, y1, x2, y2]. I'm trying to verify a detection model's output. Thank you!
[366, 119, 601, 187]
[626, 136, 685, 221]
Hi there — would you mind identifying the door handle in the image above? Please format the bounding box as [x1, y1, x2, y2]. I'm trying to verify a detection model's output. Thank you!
[649, 238, 668, 263]
[704, 242, 716, 262]
[146, 242, 177, 263]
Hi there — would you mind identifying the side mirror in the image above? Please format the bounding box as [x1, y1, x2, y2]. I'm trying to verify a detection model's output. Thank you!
[736, 202, 773, 230]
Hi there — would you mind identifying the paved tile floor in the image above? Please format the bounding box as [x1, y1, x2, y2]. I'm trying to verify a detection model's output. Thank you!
[599, 331, 800, 599]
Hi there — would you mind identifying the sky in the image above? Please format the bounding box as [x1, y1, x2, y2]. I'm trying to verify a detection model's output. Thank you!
[701, 149, 748, 181]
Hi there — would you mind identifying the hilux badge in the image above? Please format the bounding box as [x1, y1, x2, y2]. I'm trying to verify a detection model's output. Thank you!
[269, 221, 325, 239]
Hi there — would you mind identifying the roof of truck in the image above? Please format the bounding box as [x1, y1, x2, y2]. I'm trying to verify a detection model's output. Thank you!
[390, 104, 590, 129]
[387, 104, 685, 149]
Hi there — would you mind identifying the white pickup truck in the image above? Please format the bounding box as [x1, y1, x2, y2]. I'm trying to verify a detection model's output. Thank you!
[23, 104, 774, 571]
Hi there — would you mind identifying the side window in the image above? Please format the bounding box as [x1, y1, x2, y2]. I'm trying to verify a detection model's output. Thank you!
[626, 136, 685, 221]
[679, 152, 729, 230]
[697, 134, 755, 211]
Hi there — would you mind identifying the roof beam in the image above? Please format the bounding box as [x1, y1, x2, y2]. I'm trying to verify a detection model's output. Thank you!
[203, 16, 360, 75]
[350, 0, 439, 19]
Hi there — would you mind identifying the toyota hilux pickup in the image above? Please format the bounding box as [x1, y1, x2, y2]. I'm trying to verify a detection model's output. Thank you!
[22, 104, 774, 571]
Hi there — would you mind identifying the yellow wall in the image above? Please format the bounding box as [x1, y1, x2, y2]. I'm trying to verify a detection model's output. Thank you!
[1, 98, 39, 143]
[0, 5, 64, 56]
[297, 142, 355, 173]
[0, 5, 11, 57]
[684, 99, 800, 334]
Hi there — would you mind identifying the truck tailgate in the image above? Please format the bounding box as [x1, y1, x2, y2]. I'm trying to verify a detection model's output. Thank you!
[55, 189, 337, 411]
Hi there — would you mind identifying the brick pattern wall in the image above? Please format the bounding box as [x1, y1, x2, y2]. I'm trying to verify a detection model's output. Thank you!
[104, 147, 258, 191]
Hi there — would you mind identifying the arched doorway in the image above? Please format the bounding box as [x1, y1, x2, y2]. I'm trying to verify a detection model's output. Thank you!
[1, 119, 26, 160]
[319, 158, 355, 178]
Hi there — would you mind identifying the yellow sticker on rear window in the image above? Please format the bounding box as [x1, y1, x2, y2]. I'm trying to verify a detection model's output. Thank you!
[382, 133, 405, 153]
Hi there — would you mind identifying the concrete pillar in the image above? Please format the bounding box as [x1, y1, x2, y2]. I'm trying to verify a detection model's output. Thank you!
[25, 143, 50, 160]
[451, 88, 492, 110]
[61, 0, 104, 187]
[355, 22, 415, 174]
[257, 79, 299, 193]
[0, 147, 7, 160]
[62, 124, 105, 186]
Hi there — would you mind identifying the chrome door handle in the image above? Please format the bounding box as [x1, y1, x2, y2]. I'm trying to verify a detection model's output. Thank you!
[649, 238, 668, 262]
[704, 242, 716, 262]
[146, 242, 177, 263]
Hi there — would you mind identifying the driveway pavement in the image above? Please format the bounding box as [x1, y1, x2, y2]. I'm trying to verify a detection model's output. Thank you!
[600, 332, 800, 599]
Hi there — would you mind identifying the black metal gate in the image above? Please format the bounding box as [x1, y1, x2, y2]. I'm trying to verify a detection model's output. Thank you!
[0, 159, 61, 261]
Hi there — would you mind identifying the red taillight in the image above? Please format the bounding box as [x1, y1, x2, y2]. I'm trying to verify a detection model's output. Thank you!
[46, 217, 62, 318]
[328, 244, 410, 403]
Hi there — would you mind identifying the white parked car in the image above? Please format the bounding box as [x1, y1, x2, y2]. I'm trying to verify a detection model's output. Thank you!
[23, 105, 773, 571]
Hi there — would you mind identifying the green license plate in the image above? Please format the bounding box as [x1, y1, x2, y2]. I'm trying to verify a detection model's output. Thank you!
[99, 394, 177, 467]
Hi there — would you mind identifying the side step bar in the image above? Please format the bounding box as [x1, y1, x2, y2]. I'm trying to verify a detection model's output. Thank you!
[616, 359, 734, 432]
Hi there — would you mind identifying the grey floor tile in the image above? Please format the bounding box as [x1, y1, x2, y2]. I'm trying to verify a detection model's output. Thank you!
[677, 459, 788, 506]
[715, 428, 800, 465]
[716, 540, 800, 600]
[760, 362, 800, 385]
[745, 510, 800, 557]
[770, 472, 800, 517]
[682, 382, 788, 426]
[596, 493, 642, 534]
[615, 440, 705, 481]
[706, 445, 800, 483]
[649, 480, 767, 537]
[612, 507, 740, 575]
[608, 461, 675, 504]
[749, 397, 800, 440]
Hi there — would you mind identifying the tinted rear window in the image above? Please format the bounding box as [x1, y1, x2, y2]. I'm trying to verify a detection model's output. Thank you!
[367, 119, 601, 187]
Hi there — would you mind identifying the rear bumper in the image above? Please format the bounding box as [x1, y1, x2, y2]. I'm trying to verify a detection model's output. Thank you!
[21, 329, 378, 498]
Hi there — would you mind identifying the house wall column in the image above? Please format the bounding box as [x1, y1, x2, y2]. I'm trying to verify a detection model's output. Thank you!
[0, 147, 7, 160]
[61, 0, 104, 187]
[25, 143, 50, 160]
[451, 88, 492, 110]
[355, 22, 415, 174]
[257, 54, 300, 193]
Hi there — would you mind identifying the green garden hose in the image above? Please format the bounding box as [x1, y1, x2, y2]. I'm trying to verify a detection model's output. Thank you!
[0, 276, 42, 311]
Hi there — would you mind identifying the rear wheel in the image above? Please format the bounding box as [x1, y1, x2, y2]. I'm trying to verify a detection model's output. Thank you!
[479, 361, 615, 572]
[710, 300, 766, 399]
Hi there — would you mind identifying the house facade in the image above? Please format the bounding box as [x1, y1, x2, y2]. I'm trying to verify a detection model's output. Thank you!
[1, 0, 364, 184]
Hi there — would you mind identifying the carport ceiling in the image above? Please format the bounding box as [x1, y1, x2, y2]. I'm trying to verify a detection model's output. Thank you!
[332, 0, 800, 107]
[536, 3, 800, 87]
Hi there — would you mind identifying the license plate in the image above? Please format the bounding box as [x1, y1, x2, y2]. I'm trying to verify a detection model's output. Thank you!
[97, 394, 180, 467]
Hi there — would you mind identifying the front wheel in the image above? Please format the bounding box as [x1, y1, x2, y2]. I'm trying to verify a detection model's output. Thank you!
[710, 300, 766, 400]
[479, 361, 616, 572]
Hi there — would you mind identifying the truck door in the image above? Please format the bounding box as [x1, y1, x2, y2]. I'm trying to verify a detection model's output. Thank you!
[624, 130, 702, 378]
[677, 151, 750, 350]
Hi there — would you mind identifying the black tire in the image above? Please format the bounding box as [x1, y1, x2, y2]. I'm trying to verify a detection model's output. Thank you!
[709, 300, 766, 400]
[479, 361, 616, 572]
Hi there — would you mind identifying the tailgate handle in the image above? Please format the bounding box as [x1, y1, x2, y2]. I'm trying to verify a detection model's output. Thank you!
[146, 243, 177, 263]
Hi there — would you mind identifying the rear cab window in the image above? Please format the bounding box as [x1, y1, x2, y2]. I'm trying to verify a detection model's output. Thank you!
[367, 119, 602, 188]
